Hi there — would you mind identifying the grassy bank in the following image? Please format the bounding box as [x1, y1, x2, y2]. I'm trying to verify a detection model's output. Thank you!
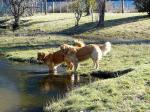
[46, 63, 150, 111]
[0, 35, 149, 74]
[1, 13, 150, 40]
[0, 13, 150, 111]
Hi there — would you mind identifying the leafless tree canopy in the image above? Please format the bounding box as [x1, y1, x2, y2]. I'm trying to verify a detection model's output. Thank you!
[5, 0, 39, 30]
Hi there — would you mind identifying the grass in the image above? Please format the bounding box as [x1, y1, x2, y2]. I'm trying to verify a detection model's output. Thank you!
[0, 35, 73, 62]
[45, 63, 150, 112]
[0, 36, 149, 73]
[0, 13, 150, 111]
[1, 13, 150, 40]
[40, 43, 149, 111]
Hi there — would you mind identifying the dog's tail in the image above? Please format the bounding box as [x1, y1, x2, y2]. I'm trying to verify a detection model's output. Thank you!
[102, 42, 111, 56]
[74, 40, 85, 47]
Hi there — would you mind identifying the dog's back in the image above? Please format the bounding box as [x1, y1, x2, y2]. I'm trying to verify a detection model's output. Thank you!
[74, 40, 85, 47]
[52, 50, 65, 65]
[76, 45, 96, 61]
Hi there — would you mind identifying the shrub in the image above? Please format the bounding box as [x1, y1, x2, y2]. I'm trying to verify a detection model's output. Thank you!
[135, 0, 150, 16]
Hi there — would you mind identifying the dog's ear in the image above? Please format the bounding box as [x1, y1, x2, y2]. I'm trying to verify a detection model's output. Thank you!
[38, 52, 45, 56]
[74, 40, 85, 47]
[60, 44, 64, 50]
[37, 52, 46, 60]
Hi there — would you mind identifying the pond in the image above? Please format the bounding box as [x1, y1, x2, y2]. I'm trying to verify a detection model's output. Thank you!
[0, 58, 97, 112]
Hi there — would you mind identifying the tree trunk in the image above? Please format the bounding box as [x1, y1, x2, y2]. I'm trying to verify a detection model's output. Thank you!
[41, 2, 43, 13]
[13, 16, 20, 31]
[44, 0, 47, 15]
[121, 0, 124, 13]
[86, 5, 91, 16]
[97, 0, 105, 27]
[66, 0, 69, 13]
[91, 6, 94, 22]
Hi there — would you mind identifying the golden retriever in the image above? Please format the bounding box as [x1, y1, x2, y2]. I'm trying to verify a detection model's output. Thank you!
[61, 44, 102, 71]
[37, 41, 84, 72]
[61, 42, 111, 71]
[75, 41, 111, 56]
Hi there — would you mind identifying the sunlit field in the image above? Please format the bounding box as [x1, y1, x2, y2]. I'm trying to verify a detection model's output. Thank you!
[0, 13, 150, 111]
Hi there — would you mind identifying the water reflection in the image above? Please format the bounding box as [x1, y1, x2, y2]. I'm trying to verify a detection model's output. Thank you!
[40, 74, 80, 93]
[0, 58, 97, 112]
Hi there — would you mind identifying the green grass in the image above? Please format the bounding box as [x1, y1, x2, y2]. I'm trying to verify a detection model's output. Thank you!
[1, 13, 150, 40]
[46, 64, 150, 112]
[41, 42, 149, 111]
[0, 36, 149, 73]
[0, 35, 74, 62]
[0, 13, 150, 111]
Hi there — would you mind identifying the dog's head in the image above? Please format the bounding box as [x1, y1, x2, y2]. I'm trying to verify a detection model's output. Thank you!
[60, 44, 77, 55]
[37, 52, 55, 72]
[60, 44, 71, 54]
[60, 44, 70, 50]
[74, 40, 85, 47]
[37, 52, 46, 62]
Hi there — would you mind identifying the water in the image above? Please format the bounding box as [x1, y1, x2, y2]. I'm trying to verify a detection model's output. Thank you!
[0, 58, 96, 112]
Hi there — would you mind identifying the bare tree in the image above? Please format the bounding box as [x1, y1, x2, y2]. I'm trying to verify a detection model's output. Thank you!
[97, 0, 105, 27]
[5, 0, 39, 30]
[70, 0, 86, 26]
[75, 10, 82, 26]
[6, 0, 27, 29]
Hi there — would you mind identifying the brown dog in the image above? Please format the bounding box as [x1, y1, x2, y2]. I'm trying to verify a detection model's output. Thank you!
[74, 41, 111, 56]
[60, 42, 111, 71]
[37, 41, 84, 72]
[37, 50, 74, 72]
[61, 44, 102, 71]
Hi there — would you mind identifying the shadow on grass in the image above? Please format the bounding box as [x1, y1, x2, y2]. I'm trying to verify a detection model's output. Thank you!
[0, 19, 11, 29]
[90, 68, 134, 79]
[0, 19, 10, 24]
[0, 38, 64, 53]
[53, 15, 149, 35]
[22, 17, 74, 27]
[2, 43, 59, 51]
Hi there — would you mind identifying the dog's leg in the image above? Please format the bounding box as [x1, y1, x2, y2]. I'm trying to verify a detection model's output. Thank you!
[48, 63, 55, 73]
[70, 63, 74, 70]
[68, 62, 74, 70]
[92, 59, 99, 69]
[95, 60, 99, 69]
[91, 45, 102, 69]
[49, 67, 54, 73]
[74, 62, 78, 72]
[64, 57, 72, 70]
[72, 57, 78, 72]
[92, 59, 96, 68]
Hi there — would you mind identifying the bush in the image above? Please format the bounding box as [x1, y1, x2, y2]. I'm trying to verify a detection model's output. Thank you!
[135, 0, 150, 16]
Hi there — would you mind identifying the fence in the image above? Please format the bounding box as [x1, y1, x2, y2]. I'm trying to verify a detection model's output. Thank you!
[106, 0, 137, 13]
